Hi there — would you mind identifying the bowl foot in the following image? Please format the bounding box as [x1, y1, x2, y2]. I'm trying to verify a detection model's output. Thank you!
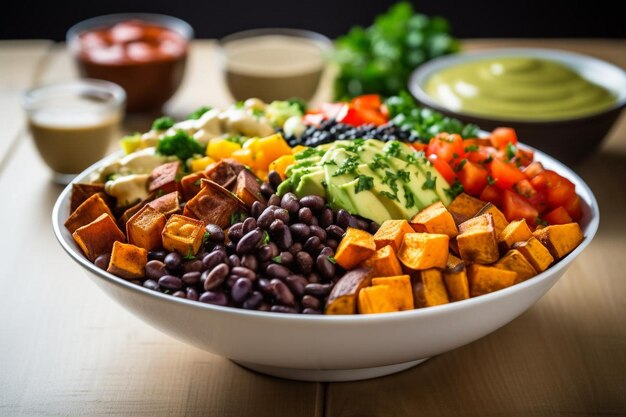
[233, 358, 430, 382]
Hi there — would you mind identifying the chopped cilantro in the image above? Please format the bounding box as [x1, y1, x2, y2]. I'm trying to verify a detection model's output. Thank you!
[403, 185, 415, 209]
[536, 217, 548, 227]
[506, 143, 518, 160]
[230, 211, 246, 225]
[263, 230, 271, 244]
[422, 171, 437, 190]
[156, 130, 204, 161]
[187, 106, 212, 120]
[152, 116, 175, 131]
[226, 135, 246, 146]
[383, 140, 402, 158]
[355, 175, 374, 193]
[369, 153, 390, 170]
[332, 155, 359, 177]
[183, 249, 196, 260]
[202, 231, 211, 245]
[484, 155, 494, 164]
[328, 256, 337, 264]
[380, 190, 399, 201]
[321, 159, 338, 166]
[487, 175, 496, 186]
[272, 255, 282, 264]
[295, 147, 323, 160]
[345, 138, 365, 153]
[464, 144, 479, 152]
[397, 170, 410, 183]
[455, 159, 467, 172]
[382, 170, 399, 194]
[445, 180, 464, 199]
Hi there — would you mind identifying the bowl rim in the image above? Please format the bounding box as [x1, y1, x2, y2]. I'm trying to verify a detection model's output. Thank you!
[52, 144, 599, 323]
[218, 27, 334, 53]
[409, 47, 626, 124]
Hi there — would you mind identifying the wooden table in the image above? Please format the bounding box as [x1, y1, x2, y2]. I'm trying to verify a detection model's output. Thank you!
[0, 39, 625, 417]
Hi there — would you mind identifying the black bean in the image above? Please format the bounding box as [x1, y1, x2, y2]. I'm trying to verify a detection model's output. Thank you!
[298, 207, 314, 225]
[231, 278, 253, 303]
[143, 279, 160, 291]
[94, 253, 111, 270]
[289, 242, 303, 255]
[212, 244, 227, 253]
[257, 206, 277, 229]
[309, 217, 319, 226]
[270, 279, 295, 306]
[271, 305, 299, 314]
[278, 251, 294, 267]
[172, 290, 186, 299]
[295, 251, 313, 275]
[202, 250, 227, 270]
[199, 291, 228, 306]
[302, 295, 321, 310]
[268, 171, 283, 189]
[231, 266, 256, 281]
[348, 216, 360, 229]
[164, 252, 182, 271]
[316, 255, 336, 280]
[281, 192, 300, 214]
[228, 222, 244, 242]
[242, 217, 257, 234]
[309, 225, 327, 242]
[159, 275, 183, 291]
[228, 254, 241, 268]
[203, 263, 229, 291]
[356, 218, 369, 230]
[268, 194, 281, 206]
[269, 218, 285, 235]
[257, 278, 273, 296]
[186, 288, 199, 301]
[368, 221, 380, 235]
[204, 224, 225, 243]
[303, 236, 321, 255]
[336, 209, 351, 229]
[260, 182, 275, 199]
[276, 225, 293, 251]
[225, 241, 236, 252]
[326, 225, 345, 240]
[182, 259, 203, 274]
[289, 223, 310, 240]
[236, 228, 264, 255]
[243, 291, 264, 310]
[251, 200, 266, 219]
[266, 263, 291, 279]
[226, 275, 239, 288]
[147, 250, 167, 262]
[302, 308, 322, 314]
[319, 207, 334, 228]
[258, 303, 272, 312]
[286, 274, 308, 297]
[305, 283, 333, 297]
[319, 246, 334, 257]
[299, 195, 325, 212]
[257, 244, 274, 262]
[273, 207, 290, 223]
[241, 254, 258, 271]
[326, 238, 338, 250]
[308, 272, 320, 284]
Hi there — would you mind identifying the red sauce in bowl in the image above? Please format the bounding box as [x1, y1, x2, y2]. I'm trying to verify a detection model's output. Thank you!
[73, 19, 189, 112]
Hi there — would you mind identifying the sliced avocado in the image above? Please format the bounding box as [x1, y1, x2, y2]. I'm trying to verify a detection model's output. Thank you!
[277, 178, 293, 196]
[295, 170, 326, 199]
[338, 180, 392, 224]
[414, 159, 452, 206]
[385, 156, 440, 211]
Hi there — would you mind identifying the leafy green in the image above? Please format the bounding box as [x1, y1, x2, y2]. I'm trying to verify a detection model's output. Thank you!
[156, 130, 204, 161]
[187, 106, 212, 120]
[355, 175, 374, 193]
[333, 1, 459, 99]
[152, 117, 175, 131]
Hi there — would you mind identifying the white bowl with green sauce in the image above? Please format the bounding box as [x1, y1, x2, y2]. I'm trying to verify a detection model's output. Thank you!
[409, 48, 626, 162]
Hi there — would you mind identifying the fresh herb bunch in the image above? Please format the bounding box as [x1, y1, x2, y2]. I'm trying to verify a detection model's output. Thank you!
[385, 91, 480, 142]
[333, 1, 459, 99]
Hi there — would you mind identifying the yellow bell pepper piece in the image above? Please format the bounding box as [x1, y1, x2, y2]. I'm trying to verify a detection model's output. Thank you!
[207, 138, 241, 160]
[230, 148, 255, 169]
[268, 154, 295, 179]
[292, 145, 308, 155]
[190, 156, 214, 172]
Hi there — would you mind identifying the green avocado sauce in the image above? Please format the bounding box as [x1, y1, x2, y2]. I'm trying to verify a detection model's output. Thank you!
[425, 57, 616, 121]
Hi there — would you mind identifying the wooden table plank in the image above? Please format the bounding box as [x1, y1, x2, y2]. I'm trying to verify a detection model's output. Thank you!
[326, 39, 626, 417]
[0, 41, 323, 417]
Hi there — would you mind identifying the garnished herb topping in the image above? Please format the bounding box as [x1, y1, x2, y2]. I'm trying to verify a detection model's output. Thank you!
[333, 155, 360, 176]
[487, 175, 496, 185]
[422, 171, 437, 190]
[328, 256, 337, 264]
[369, 153, 390, 170]
[187, 106, 212, 120]
[383, 140, 402, 158]
[156, 130, 204, 161]
[536, 217, 548, 227]
[397, 170, 410, 183]
[230, 212, 246, 225]
[263, 230, 271, 244]
[183, 249, 196, 260]
[152, 116, 175, 131]
[295, 147, 324, 160]
[465, 144, 479, 152]
[355, 175, 374, 193]
[380, 190, 399, 201]
[272, 255, 282, 264]
[445, 179, 464, 198]
[506, 143, 518, 160]
[403, 184, 415, 209]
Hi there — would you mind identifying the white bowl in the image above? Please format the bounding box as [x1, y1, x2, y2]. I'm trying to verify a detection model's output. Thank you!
[52, 146, 599, 382]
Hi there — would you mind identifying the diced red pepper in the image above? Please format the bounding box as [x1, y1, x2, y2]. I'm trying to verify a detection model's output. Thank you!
[543, 206, 574, 225]
[457, 160, 488, 196]
[465, 145, 496, 164]
[427, 133, 465, 163]
[490, 127, 518, 149]
[490, 158, 526, 190]
[479, 185, 502, 206]
[428, 154, 456, 185]
[350, 94, 382, 110]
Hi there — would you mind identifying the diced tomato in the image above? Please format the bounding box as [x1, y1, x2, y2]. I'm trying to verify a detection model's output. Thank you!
[412, 142, 428, 153]
[480, 185, 502, 206]
[543, 206, 574, 225]
[302, 113, 325, 126]
[457, 160, 488, 196]
[463, 138, 492, 148]
[356, 107, 387, 126]
[465, 145, 495, 164]
[336, 105, 365, 126]
[489, 158, 526, 190]
[427, 133, 465, 163]
[501, 189, 539, 224]
[563, 194, 583, 221]
[490, 127, 518, 149]
[350, 94, 382, 110]
[428, 154, 456, 185]
[533, 171, 576, 209]
[523, 161, 545, 179]
[516, 147, 535, 168]
[319, 102, 346, 120]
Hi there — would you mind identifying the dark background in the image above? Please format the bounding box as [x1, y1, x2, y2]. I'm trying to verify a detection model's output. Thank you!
[1, 0, 625, 40]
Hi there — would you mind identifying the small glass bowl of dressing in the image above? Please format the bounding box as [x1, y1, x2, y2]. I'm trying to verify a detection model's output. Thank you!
[22, 79, 125, 184]
[220, 28, 333, 102]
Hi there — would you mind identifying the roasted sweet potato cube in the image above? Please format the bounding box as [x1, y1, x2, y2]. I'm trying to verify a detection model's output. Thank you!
[107, 241, 148, 279]
[373, 220, 414, 251]
[162, 214, 205, 256]
[448, 193, 486, 225]
[410, 201, 458, 238]
[456, 213, 499, 264]
[147, 191, 181, 217]
[70, 183, 112, 213]
[148, 161, 180, 194]
[235, 169, 267, 208]
[372, 275, 413, 310]
[513, 237, 554, 272]
[205, 160, 237, 190]
[334, 227, 376, 269]
[126, 205, 167, 251]
[361, 245, 403, 277]
[498, 219, 533, 253]
[494, 249, 537, 283]
[117, 192, 157, 229]
[326, 267, 374, 314]
[413, 269, 450, 308]
[358, 285, 399, 314]
[180, 172, 206, 201]
[65, 194, 115, 234]
[444, 254, 470, 302]
[397, 233, 449, 270]
[72, 213, 125, 261]
[476, 203, 509, 238]
[184, 179, 247, 228]
[533, 223, 584, 260]
[468, 264, 517, 297]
